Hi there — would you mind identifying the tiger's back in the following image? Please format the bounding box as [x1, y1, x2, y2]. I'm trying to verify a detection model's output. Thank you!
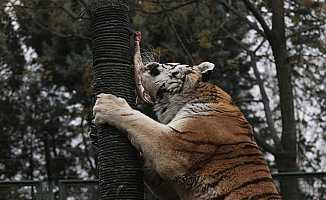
[158, 82, 281, 199]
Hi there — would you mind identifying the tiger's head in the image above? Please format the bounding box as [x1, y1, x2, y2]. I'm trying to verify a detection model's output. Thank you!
[141, 62, 215, 102]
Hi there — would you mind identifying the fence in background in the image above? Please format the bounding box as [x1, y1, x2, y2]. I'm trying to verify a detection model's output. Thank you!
[0, 172, 325, 200]
[0, 180, 98, 200]
[272, 172, 326, 200]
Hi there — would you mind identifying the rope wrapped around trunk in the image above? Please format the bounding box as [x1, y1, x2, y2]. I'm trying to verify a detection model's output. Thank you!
[91, 1, 144, 199]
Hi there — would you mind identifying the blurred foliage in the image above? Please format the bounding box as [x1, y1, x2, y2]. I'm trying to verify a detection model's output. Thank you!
[0, 0, 95, 182]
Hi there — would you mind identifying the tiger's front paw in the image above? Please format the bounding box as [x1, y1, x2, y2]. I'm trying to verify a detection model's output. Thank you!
[93, 93, 132, 125]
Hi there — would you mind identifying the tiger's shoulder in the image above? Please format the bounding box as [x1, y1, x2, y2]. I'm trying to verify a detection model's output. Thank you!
[170, 82, 252, 138]
[164, 83, 280, 199]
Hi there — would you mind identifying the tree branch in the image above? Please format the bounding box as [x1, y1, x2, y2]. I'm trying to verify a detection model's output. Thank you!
[221, 27, 282, 152]
[241, 0, 273, 43]
[221, 27, 250, 51]
[271, 1, 298, 173]
[159, 2, 194, 64]
[252, 130, 278, 155]
[48, 0, 77, 20]
[287, 24, 320, 38]
[80, 114, 96, 174]
[2, 4, 60, 10]
[3, 2, 89, 20]
[249, 53, 282, 149]
[33, 18, 91, 41]
[137, 0, 198, 15]
[233, 97, 262, 104]
[253, 39, 266, 53]
[218, 1, 267, 39]
[76, 0, 92, 18]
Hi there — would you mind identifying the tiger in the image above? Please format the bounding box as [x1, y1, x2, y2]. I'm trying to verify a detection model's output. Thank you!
[93, 33, 281, 200]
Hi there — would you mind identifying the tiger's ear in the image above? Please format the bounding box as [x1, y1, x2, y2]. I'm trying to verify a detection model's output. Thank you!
[196, 62, 215, 74]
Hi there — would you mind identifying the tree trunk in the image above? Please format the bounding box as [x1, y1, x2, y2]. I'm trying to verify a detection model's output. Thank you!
[91, 1, 143, 199]
[271, 0, 300, 199]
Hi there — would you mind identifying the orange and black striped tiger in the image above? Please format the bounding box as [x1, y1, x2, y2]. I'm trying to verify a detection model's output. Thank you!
[93, 33, 281, 200]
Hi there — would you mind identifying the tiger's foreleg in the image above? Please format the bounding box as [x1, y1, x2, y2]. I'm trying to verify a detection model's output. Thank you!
[93, 93, 185, 178]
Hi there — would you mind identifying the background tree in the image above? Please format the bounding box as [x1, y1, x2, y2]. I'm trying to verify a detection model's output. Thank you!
[0, 0, 96, 182]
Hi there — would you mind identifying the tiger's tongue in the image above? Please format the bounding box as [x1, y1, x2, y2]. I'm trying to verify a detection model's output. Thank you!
[134, 32, 153, 104]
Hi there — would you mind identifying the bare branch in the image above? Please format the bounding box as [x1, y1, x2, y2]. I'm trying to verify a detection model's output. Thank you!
[1, 4, 60, 10]
[233, 97, 262, 104]
[287, 25, 321, 38]
[166, 16, 194, 64]
[221, 27, 250, 52]
[33, 18, 91, 41]
[2, 3, 89, 21]
[218, 1, 267, 39]
[137, 0, 198, 15]
[241, 0, 273, 42]
[80, 115, 96, 174]
[158, 2, 194, 64]
[252, 130, 278, 155]
[76, 0, 92, 18]
[221, 27, 282, 151]
[51, 1, 79, 20]
[249, 53, 282, 148]
[253, 39, 266, 53]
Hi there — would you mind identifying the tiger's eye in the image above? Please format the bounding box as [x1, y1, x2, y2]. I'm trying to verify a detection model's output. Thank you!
[150, 67, 160, 76]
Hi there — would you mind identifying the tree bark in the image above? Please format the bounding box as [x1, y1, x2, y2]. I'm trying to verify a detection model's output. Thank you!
[270, 0, 300, 199]
[91, 1, 144, 199]
[241, 0, 301, 198]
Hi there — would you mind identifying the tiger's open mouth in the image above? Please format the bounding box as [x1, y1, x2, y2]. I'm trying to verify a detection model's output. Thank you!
[155, 84, 168, 100]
